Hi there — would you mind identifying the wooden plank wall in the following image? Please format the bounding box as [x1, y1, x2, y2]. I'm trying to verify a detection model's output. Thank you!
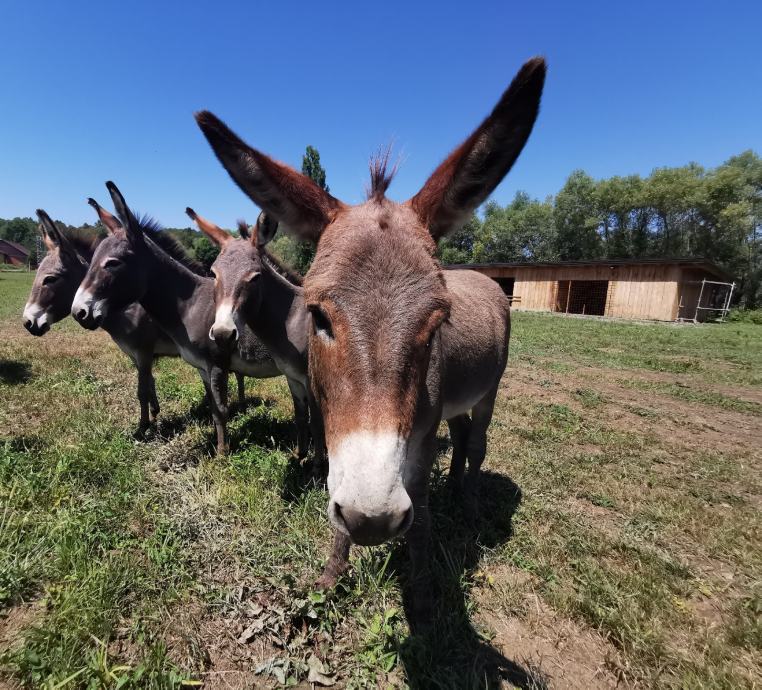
[471, 264, 683, 321]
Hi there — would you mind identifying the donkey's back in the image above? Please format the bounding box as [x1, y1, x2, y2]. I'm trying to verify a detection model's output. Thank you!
[440, 269, 510, 420]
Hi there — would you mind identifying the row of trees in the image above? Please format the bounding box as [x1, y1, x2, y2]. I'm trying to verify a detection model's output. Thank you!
[0, 146, 330, 274]
[439, 151, 761, 307]
[3, 150, 759, 306]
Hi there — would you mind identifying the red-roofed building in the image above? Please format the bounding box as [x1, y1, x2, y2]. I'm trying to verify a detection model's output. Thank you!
[0, 239, 31, 267]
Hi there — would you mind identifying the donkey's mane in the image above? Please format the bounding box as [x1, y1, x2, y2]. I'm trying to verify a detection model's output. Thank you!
[64, 230, 104, 262]
[136, 214, 209, 276]
[263, 249, 303, 286]
[367, 145, 398, 201]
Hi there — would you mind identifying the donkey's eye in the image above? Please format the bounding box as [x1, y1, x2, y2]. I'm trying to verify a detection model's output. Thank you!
[426, 332, 435, 349]
[247, 272, 261, 283]
[309, 306, 334, 340]
[103, 258, 122, 269]
[42, 275, 58, 286]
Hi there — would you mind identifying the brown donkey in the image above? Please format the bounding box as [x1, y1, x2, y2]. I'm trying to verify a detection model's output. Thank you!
[196, 57, 545, 616]
[72, 182, 288, 455]
[23, 209, 178, 435]
[185, 208, 325, 469]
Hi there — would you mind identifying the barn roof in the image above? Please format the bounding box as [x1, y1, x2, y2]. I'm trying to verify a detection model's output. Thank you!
[445, 258, 732, 282]
[0, 239, 30, 260]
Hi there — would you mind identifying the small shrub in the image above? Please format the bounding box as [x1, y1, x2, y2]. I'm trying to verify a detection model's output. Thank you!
[727, 308, 762, 325]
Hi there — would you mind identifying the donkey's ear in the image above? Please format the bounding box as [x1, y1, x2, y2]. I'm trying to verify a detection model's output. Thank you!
[106, 181, 144, 246]
[254, 212, 278, 247]
[186, 207, 230, 247]
[36, 209, 78, 260]
[87, 198, 123, 235]
[195, 111, 343, 244]
[409, 57, 546, 241]
[38, 216, 57, 252]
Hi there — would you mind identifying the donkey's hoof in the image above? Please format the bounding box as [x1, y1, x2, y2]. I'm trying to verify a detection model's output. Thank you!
[315, 561, 349, 591]
[314, 573, 336, 591]
[134, 425, 151, 441]
[447, 474, 465, 496]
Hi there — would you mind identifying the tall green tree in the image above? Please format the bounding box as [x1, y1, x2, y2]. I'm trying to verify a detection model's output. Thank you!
[0, 217, 37, 252]
[302, 146, 329, 193]
[553, 171, 602, 259]
[438, 214, 481, 265]
[192, 236, 219, 270]
[270, 145, 330, 274]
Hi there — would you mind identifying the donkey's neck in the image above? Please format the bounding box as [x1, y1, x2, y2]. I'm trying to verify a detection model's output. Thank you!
[139, 237, 207, 328]
[247, 262, 308, 361]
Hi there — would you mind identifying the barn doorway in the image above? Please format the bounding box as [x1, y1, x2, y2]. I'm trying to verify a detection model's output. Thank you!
[493, 277, 515, 298]
[555, 280, 609, 316]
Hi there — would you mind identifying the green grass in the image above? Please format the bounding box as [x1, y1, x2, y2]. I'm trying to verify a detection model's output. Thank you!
[512, 311, 762, 386]
[621, 378, 762, 415]
[1, 272, 761, 688]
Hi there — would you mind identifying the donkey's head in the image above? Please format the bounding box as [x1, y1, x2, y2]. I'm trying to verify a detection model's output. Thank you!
[185, 208, 278, 346]
[23, 210, 91, 335]
[72, 183, 150, 329]
[197, 58, 545, 545]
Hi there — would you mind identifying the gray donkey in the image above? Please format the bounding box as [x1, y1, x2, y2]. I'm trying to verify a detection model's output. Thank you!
[186, 208, 325, 471]
[195, 57, 546, 619]
[72, 182, 306, 456]
[23, 209, 178, 435]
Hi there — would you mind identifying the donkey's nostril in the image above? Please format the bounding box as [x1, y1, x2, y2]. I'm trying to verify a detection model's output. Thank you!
[77, 309, 87, 321]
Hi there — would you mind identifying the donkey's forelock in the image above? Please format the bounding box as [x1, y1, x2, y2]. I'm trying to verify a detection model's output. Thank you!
[366, 145, 398, 202]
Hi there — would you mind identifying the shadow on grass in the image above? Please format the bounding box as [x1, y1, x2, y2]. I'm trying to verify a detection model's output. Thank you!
[228, 397, 292, 453]
[0, 359, 32, 385]
[152, 395, 276, 444]
[394, 460, 545, 688]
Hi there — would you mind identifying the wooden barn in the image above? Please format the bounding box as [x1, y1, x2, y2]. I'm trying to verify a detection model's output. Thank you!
[0, 239, 30, 267]
[448, 258, 734, 322]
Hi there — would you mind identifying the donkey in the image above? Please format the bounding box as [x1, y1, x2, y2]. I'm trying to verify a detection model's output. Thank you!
[86, 199, 249, 407]
[196, 57, 546, 616]
[23, 208, 177, 435]
[72, 182, 302, 456]
[185, 208, 325, 470]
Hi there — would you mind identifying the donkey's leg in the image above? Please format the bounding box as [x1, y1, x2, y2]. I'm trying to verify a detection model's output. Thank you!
[405, 432, 437, 627]
[446, 414, 471, 491]
[200, 367, 229, 455]
[235, 373, 246, 406]
[308, 391, 327, 478]
[149, 371, 160, 422]
[286, 377, 310, 460]
[315, 530, 352, 590]
[135, 353, 153, 438]
[463, 383, 500, 522]
[406, 482, 434, 627]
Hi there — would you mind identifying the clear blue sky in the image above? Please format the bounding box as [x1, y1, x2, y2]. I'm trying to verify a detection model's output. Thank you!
[1, 0, 760, 228]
